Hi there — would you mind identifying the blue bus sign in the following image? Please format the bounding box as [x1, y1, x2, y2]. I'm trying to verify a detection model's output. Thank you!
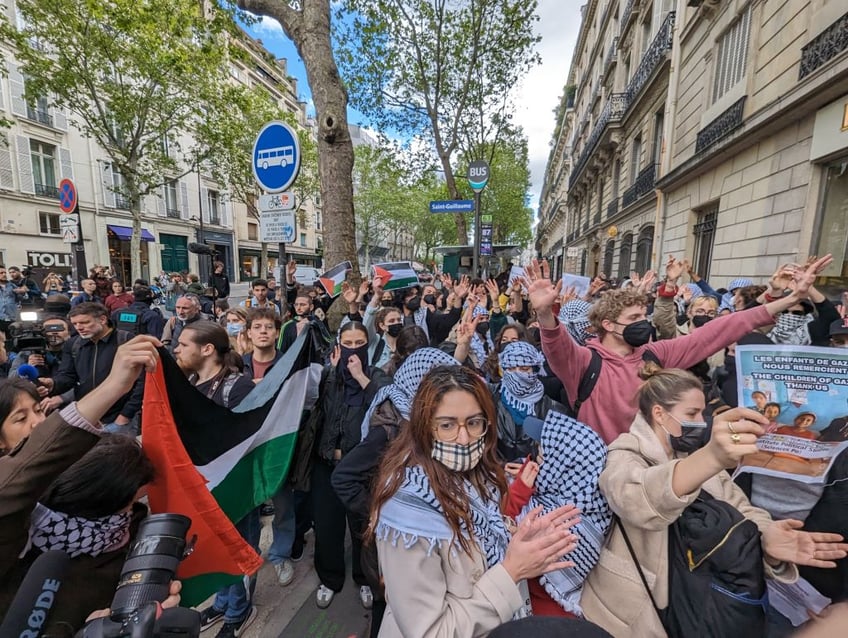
[429, 200, 475, 214]
[252, 120, 301, 193]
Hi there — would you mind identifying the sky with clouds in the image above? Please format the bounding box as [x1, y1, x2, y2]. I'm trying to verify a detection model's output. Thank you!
[242, 0, 580, 214]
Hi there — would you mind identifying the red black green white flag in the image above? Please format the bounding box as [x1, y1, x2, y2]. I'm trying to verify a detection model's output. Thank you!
[318, 260, 352, 297]
[371, 261, 419, 291]
[142, 329, 323, 606]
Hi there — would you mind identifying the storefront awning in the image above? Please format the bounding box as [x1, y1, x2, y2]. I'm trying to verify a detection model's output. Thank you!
[107, 225, 155, 242]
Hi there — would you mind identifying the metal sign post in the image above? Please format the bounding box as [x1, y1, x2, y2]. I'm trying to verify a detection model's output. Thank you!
[58, 178, 87, 284]
[468, 160, 490, 277]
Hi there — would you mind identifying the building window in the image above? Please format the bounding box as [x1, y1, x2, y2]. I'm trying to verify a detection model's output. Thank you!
[652, 109, 665, 165]
[111, 167, 129, 209]
[165, 180, 179, 217]
[630, 135, 642, 184]
[635, 225, 655, 274]
[300, 232, 307, 247]
[813, 160, 848, 294]
[38, 211, 61, 236]
[30, 139, 57, 197]
[315, 211, 321, 230]
[618, 233, 633, 280]
[207, 189, 220, 224]
[595, 179, 604, 224]
[713, 5, 752, 102]
[247, 222, 258, 241]
[604, 240, 615, 278]
[692, 204, 719, 280]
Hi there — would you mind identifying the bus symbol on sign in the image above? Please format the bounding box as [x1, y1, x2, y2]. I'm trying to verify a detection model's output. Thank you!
[256, 146, 295, 170]
[252, 121, 302, 194]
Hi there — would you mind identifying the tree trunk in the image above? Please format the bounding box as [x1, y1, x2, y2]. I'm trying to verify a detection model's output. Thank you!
[436, 151, 467, 244]
[260, 242, 269, 279]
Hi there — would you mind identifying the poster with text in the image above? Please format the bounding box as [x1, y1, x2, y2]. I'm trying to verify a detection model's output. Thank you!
[735, 344, 848, 482]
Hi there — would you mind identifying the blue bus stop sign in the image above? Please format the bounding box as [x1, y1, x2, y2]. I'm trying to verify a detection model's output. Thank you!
[252, 120, 302, 193]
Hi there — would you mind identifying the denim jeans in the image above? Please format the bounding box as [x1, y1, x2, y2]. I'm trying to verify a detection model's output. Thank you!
[103, 414, 140, 437]
[213, 507, 261, 623]
[267, 483, 295, 565]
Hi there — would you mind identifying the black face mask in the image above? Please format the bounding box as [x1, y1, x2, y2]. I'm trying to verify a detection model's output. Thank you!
[405, 296, 421, 311]
[622, 320, 655, 347]
[476, 321, 490, 335]
[423, 294, 436, 306]
[381, 299, 394, 308]
[691, 315, 714, 328]
[386, 323, 403, 338]
[339, 344, 370, 376]
[669, 426, 709, 454]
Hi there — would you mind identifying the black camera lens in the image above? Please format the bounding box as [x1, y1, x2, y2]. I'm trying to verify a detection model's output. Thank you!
[109, 513, 191, 621]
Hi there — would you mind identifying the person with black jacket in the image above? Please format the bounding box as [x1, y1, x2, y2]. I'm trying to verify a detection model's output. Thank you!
[312, 321, 389, 611]
[110, 285, 166, 337]
[397, 274, 469, 346]
[40, 302, 144, 436]
[211, 261, 231, 300]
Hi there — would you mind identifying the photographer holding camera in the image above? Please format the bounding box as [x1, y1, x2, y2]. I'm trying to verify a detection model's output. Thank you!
[8, 266, 43, 308]
[8, 316, 74, 412]
[0, 337, 190, 635]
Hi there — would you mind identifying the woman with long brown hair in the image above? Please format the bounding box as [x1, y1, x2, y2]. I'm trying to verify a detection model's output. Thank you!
[369, 365, 580, 637]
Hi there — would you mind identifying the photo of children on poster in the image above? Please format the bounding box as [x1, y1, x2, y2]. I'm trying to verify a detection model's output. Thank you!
[735, 344, 848, 484]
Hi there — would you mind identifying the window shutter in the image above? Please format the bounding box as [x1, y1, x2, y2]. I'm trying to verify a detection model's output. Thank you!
[200, 185, 208, 222]
[7, 62, 26, 117]
[52, 104, 67, 131]
[59, 147, 73, 180]
[0, 69, 4, 110]
[0, 143, 13, 189]
[15, 134, 33, 193]
[221, 192, 231, 227]
[179, 180, 190, 219]
[157, 186, 166, 217]
[101, 161, 116, 208]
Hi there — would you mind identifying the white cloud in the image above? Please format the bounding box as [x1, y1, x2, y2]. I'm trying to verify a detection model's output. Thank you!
[512, 0, 580, 212]
[251, 15, 284, 35]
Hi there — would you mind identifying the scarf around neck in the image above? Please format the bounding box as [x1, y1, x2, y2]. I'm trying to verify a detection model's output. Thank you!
[522, 411, 612, 615]
[28, 503, 132, 558]
[499, 342, 545, 414]
[768, 313, 813, 345]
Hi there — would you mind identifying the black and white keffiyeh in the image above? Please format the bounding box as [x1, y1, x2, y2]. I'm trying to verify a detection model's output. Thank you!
[28, 503, 132, 558]
[469, 305, 494, 365]
[499, 341, 545, 413]
[412, 306, 430, 340]
[558, 299, 595, 346]
[520, 411, 611, 615]
[376, 465, 531, 618]
[768, 313, 813, 346]
[360, 347, 459, 440]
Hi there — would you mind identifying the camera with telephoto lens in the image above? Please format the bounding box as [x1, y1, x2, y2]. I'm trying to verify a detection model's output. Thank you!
[6, 311, 47, 355]
[78, 513, 200, 638]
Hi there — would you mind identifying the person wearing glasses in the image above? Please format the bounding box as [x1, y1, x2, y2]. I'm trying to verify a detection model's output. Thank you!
[369, 365, 580, 638]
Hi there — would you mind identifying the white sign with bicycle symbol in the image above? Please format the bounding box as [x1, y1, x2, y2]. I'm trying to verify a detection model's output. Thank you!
[260, 210, 297, 243]
[259, 192, 296, 212]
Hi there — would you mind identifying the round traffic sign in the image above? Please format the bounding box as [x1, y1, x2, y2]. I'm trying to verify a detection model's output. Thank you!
[252, 120, 302, 194]
[58, 178, 78, 213]
[468, 160, 490, 193]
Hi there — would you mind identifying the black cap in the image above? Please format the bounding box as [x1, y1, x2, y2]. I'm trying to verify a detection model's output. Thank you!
[489, 617, 613, 638]
[43, 294, 71, 315]
[133, 285, 154, 302]
[830, 318, 848, 337]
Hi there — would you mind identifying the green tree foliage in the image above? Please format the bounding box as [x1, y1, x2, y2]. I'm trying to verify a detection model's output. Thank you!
[337, 0, 540, 244]
[0, 0, 253, 281]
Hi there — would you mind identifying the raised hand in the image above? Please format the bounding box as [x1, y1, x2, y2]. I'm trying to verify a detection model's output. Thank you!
[666, 256, 685, 281]
[502, 505, 581, 582]
[794, 255, 833, 299]
[560, 285, 577, 304]
[453, 275, 471, 299]
[358, 278, 370, 299]
[330, 344, 341, 367]
[341, 281, 357, 305]
[455, 313, 480, 346]
[441, 273, 454, 291]
[524, 260, 562, 327]
[762, 519, 848, 569]
[372, 275, 385, 294]
[485, 278, 500, 303]
[638, 270, 658, 293]
[630, 271, 642, 287]
[769, 265, 797, 294]
[286, 259, 297, 281]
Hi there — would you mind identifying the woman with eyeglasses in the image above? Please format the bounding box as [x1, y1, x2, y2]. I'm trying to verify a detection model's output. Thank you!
[369, 365, 580, 638]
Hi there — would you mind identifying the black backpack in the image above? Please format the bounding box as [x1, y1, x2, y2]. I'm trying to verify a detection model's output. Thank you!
[115, 307, 145, 335]
[564, 348, 661, 418]
[619, 491, 768, 638]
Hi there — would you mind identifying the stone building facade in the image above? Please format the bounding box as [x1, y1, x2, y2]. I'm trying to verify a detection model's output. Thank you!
[539, 0, 848, 293]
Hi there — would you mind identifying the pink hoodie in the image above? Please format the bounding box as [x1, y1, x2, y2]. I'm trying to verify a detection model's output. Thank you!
[540, 305, 773, 444]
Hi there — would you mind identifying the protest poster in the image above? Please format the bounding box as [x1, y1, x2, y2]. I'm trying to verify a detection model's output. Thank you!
[734, 344, 848, 483]
[508, 265, 526, 292]
[561, 273, 591, 299]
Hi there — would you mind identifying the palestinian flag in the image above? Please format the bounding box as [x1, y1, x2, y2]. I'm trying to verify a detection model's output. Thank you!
[371, 261, 419, 291]
[142, 329, 323, 606]
[318, 260, 352, 298]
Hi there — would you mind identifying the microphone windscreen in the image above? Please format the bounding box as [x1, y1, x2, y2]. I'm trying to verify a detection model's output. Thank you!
[17, 364, 40, 382]
[0, 550, 70, 637]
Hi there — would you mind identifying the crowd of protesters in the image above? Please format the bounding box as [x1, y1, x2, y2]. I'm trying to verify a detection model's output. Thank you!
[2, 253, 848, 637]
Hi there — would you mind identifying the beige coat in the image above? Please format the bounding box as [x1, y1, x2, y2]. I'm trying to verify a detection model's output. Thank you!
[377, 535, 523, 637]
[581, 414, 797, 637]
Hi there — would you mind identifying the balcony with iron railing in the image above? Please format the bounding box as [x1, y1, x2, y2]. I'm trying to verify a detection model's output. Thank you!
[35, 183, 60, 199]
[695, 96, 746, 154]
[568, 93, 628, 189]
[166, 208, 181, 219]
[607, 197, 619, 219]
[621, 0, 638, 36]
[27, 106, 53, 127]
[799, 10, 848, 79]
[115, 196, 131, 210]
[623, 12, 675, 107]
[604, 37, 619, 76]
[622, 163, 658, 208]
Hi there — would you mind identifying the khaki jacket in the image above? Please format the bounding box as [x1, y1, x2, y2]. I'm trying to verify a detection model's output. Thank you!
[377, 535, 523, 637]
[581, 414, 797, 637]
